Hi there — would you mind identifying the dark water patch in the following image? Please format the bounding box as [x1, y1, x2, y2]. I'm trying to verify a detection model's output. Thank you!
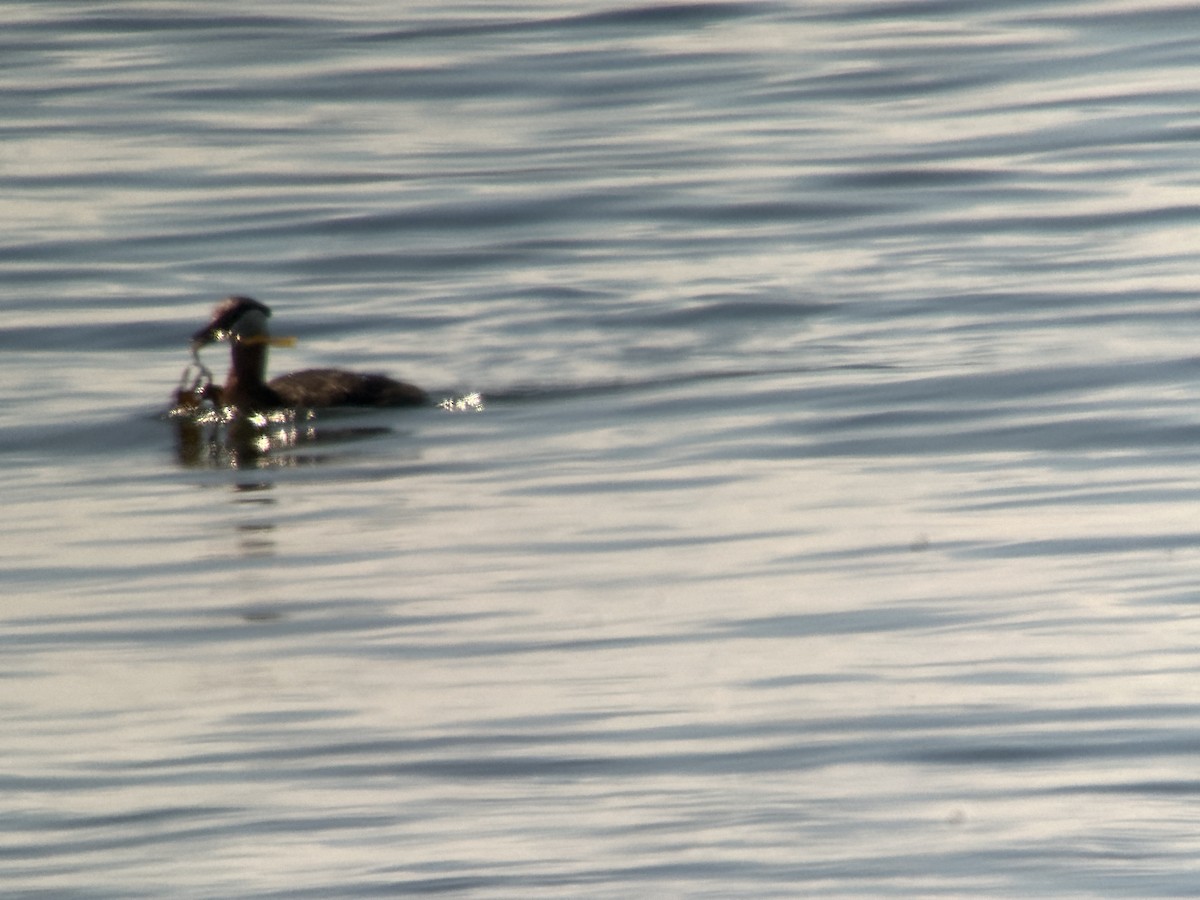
[482, 370, 763, 405]
[40, 13, 326, 35]
[713, 605, 976, 640]
[0, 168, 417, 191]
[112, 704, 1200, 771]
[805, 357, 1182, 413]
[1, 601, 487, 653]
[286, 247, 552, 276]
[519, 529, 793, 556]
[99, 738, 848, 787]
[965, 532, 1200, 561]
[787, 416, 1200, 460]
[0, 809, 397, 862]
[656, 199, 895, 224]
[510, 474, 736, 496]
[818, 166, 1010, 191]
[1049, 779, 1200, 796]
[620, 296, 831, 327]
[914, 729, 1200, 767]
[264, 875, 503, 898]
[22, 805, 239, 833]
[904, 288, 1197, 321]
[1031, 4, 1200, 32]
[797, 66, 1003, 103]
[0, 322, 196, 353]
[157, 47, 754, 108]
[948, 484, 1194, 513]
[0, 264, 136, 287]
[357, 1, 774, 43]
[567, 2, 776, 29]
[478, 358, 869, 409]
[814, 0, 1012, 23]
[771, 539, 980, 569]
[0, 223, 301, 265]
[921, 203, 1200, 237]
[314, 191, 633, 234]
[746, 672, 882, 689]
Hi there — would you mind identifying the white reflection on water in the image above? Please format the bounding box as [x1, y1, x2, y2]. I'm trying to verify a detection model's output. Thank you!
[439, 391, 486, 412]
[169, 401, 314, 469]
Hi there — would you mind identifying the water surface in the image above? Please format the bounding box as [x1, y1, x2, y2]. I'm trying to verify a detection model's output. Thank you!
[5, 1, 1200, 896]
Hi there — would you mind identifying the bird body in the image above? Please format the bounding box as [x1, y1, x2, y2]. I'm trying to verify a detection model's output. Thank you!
[268, 367, 428, 408]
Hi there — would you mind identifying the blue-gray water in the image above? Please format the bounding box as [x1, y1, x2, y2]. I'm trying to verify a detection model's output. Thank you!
[6, 2, 1200, 896]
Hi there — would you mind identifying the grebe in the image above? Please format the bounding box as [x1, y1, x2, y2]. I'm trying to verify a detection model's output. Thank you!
[188, 296, 428, 411]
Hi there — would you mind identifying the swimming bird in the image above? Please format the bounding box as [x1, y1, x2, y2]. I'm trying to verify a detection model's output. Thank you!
[188, 296, 428, 411]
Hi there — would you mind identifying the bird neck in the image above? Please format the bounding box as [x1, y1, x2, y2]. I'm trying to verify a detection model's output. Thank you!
[221, 340, 283, 410]
[227, 340, 268, 389]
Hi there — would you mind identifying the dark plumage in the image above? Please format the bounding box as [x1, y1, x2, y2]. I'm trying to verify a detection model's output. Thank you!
[189, 296, 427, 411]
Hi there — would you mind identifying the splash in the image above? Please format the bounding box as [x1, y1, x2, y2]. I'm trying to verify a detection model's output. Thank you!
[439, 392, 485, 412]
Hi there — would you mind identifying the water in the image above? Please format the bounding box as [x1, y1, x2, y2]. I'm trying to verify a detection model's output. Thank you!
[5, 1, 1200, 895]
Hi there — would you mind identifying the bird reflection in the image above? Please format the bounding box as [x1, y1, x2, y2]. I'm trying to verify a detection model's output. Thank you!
[170, 396, 397, 469]
[171, 402, 297, 468]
